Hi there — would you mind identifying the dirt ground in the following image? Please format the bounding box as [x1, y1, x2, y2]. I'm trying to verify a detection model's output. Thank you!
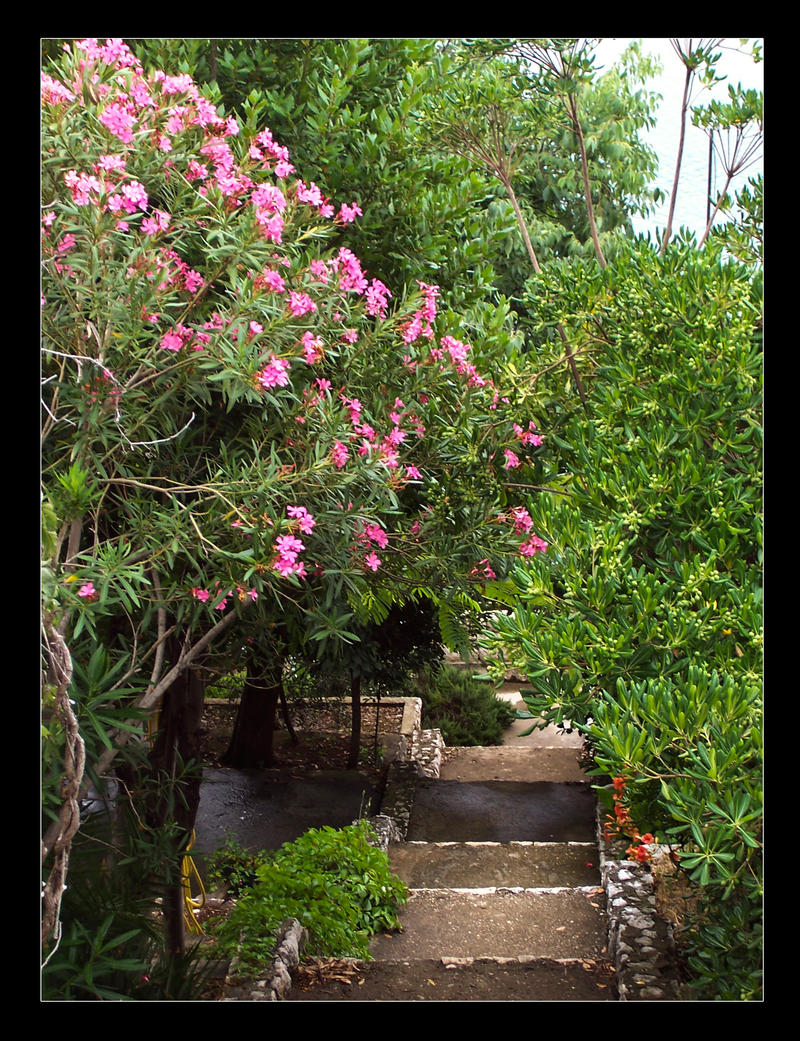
[199, 699, 402, 783]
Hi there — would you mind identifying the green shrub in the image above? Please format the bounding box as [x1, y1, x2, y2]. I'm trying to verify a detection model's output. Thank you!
[41, 788, 214, 1001]
[205, 835, 271, 897]
[213, 821, 408, 974]
[486, 240, 762, 999]
[419, 664, 516, 746]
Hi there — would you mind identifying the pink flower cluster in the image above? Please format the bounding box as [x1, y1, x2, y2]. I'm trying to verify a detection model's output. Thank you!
[470, 559, 497, 581]
[430, 335, 487, 388]
[286, 504, 316, 534]
[43, 40, 354, 257]
[402, 282, 439, 345]
[273, 533, 307, 578]
[499, 507, 549, 558]
[159, 321, 209, 353]
[519, 534, 548, 556]
[192, 582, 258, 609]
[288, 292, 317, 318]
[78, 581, 99, 600]
[332, 441, 349, 468]
[337, 202, 362, 224]
[513, 421, 544, 448]
[257, 355, 291, 389]
[329, 247, 391, 318]
[359, 522, 389, 550]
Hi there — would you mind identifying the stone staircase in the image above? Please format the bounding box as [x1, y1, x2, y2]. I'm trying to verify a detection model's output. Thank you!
[358, 719, 617, 1001]
[223, 685, 683, 1001]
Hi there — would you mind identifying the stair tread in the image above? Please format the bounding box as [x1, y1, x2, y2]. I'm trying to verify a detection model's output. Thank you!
[406, 777, 597, 843]
[389, 840, 600, 890]
[287, 956, 617, 1002]
[370, 887, 608, 962]
[440, 745, 588, 783]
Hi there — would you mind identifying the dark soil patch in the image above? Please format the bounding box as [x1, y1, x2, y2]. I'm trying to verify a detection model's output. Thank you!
[199, 699, 405, 782]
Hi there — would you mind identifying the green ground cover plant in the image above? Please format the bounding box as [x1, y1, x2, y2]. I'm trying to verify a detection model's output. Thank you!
[210, 822, 408, 974]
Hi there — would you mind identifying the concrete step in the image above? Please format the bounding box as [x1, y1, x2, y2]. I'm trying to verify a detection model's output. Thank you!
[388, 840, 600, 890]
[286, 956, 617, 1001]
[441, 744, 588, 783]
[407, 778, 597, 843]
[369, 887, 608, 962]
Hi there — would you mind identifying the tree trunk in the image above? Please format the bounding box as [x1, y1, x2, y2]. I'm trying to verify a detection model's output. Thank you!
[146, 659, 207, 956]
[348, 672, 362, 770]
[222, 653, 283, 768]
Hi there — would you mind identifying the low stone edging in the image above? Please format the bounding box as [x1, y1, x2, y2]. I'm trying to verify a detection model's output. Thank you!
[222, 918, 308, 1001]
[595, 815, 684, 1001]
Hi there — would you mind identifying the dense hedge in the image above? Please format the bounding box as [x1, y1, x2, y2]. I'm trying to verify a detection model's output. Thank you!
[486, 238, 763, 999]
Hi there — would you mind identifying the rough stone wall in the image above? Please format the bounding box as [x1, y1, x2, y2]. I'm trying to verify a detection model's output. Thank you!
[222, 918, 307, 1002]
[596, 819, 683, 1001]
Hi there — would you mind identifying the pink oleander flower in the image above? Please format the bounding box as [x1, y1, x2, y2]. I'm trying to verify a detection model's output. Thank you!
[514, 421, 544, 447]
[503, 449, 521, 470]
[255, 268, 286, 294]
[287, 291, 317, 317]
[94, 153, 127, 174]
[186, 159, 209, 181]
[510, 507, 534, 534]
[309, 259, 330, 283]
[379, 444, 400, 470]
[361, 523, 388, 549]
[257, 355, 291, 389]
[519, 534, 548, 556]
[99, 102, 137, 144]
[252, 182, 287, 214]
[301, 331, 324, 364]
[249, 321, 264, 337]
[78, 582, 97, 599]
[192, 586, 211, 602]
[364, 551, 382, 572]
[386, 426, 406, 446]
[160, 329, 183, 352]
[341, 396, 362, 425]
[333, 247, 369, 295]
[470, 559, 497, 581]
[332, 441, 349, 468]
[141, 209, 170, 236]
[405, 466, 422, 480]
[365, 278, 391, 319]
[338, 201, 362, 224]
[41, 72, 76, 106]
[287, 505, 316, 534]
[275, 533, 305, 560]
[64, 169, 103, 206]
[295, 179, 324, 207]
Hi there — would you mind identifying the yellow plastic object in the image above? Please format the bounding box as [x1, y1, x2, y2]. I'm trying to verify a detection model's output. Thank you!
[182, 830, 207, 934]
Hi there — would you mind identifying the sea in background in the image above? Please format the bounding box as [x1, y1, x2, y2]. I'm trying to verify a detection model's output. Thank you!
[593, 38, 764, 241]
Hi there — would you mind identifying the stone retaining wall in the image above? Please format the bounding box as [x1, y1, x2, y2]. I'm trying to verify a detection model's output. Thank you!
[595, 820, 684, 1001]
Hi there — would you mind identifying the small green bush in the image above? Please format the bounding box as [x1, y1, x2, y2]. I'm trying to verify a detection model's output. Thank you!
[212, 822, 408, 974]
[420, 664, 516, 746]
